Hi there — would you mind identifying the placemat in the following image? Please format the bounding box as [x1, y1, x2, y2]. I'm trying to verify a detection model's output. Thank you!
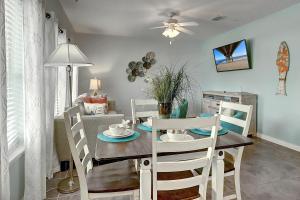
[97, 131, 141, 143]
[137, 124, 152, 132]
[190, 128, 228, 136]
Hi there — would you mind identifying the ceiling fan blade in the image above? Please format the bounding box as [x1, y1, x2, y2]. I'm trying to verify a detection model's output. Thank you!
[177, 21, 199, 27]
[176, 26, 194, 35]
[150, 25, 167, 29]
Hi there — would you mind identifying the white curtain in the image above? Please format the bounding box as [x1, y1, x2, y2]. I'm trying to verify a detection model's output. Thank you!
[23, 0, 46, 199]
[44, 11, 60, 179]
[0, 0, 10, 199]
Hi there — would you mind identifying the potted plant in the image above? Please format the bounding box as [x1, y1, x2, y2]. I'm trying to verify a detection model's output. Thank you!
[149, 66, 191, 118]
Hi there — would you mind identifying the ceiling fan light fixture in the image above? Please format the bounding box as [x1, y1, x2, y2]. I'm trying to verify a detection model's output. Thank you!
[162, 28, 180, 38]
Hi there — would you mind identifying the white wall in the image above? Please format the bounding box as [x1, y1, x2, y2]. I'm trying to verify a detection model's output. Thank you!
[75, 33, 204, 117]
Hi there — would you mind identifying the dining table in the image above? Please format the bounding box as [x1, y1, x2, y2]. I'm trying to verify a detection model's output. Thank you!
[94, 123, 253, 200]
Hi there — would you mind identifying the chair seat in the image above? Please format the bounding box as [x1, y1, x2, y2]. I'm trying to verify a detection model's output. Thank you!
[87, 160, 139, 193]
[156, 171, 200, 200]
[195, 155, 235, 176]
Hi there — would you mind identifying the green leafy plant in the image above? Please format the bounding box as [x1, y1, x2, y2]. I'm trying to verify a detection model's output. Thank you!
[149, 65, 191, 104]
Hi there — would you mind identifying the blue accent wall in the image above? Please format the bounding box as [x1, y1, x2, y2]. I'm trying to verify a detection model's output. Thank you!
[196, 3, 300, 146]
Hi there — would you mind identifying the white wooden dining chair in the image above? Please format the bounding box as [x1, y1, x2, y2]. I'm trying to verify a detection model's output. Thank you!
[131, 98, 158, 124]
[64, 106, 139, 200]
[218, 101, 253, 200]
[152, 116, 220, 200]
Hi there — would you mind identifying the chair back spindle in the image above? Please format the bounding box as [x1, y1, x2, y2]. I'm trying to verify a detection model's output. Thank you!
[218, 101, 253, 200]
[218, 101, 253, 137]
[131, 99, 158, 124]
[152, 116, 220, 200]
[64, 106, 93, 199]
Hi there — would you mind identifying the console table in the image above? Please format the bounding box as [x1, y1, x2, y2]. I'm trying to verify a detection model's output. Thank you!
[201, 91, 257, 135]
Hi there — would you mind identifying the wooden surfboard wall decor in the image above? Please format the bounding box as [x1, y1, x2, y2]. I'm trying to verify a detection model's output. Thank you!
[276, 41, 289, 95]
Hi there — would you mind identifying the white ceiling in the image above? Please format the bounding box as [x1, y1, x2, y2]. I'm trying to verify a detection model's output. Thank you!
[59, 0, 300, 40]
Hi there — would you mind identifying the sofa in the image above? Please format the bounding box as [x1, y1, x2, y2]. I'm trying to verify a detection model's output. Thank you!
[54, 113, 124, 161]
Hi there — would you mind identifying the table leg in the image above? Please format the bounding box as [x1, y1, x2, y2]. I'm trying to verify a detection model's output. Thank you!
[212, 150, 225, 200]
[140, 158, 152, 200]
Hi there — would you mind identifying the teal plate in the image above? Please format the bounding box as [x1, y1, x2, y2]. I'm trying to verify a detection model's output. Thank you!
[97, 131, 141, 143]
[190, 128, 228, 136]
[137, 124, 152, 132]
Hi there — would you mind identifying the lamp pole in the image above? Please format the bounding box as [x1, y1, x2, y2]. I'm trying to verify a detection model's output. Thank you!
[57, 64, 80, 193]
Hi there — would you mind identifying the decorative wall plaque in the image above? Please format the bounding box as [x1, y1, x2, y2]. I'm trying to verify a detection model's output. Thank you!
[126, 52, 156, 82]
[276, 41, 289, 95]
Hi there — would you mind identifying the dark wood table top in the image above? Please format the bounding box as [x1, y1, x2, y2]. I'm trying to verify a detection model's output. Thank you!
[95, 124, 253, 161]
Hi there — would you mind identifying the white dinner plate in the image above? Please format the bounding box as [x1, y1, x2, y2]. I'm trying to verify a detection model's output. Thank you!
[160, 134, 194, 142]
[103, 129, 134, 138]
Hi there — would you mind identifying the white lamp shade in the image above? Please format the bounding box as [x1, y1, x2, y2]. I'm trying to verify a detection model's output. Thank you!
[44, 43, 93, 67]
[90, 78, 101, 90]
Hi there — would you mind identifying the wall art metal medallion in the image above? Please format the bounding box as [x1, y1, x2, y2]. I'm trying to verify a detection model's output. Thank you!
[126, 51, 156, 82]
[276, 41, 289, 96]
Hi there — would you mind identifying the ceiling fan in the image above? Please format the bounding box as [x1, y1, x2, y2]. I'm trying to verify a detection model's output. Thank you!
[151, 12, 199, 39]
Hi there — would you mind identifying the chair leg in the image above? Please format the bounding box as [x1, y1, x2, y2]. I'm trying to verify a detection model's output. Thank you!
[198, 184, 206, 200]
[130, 190, 139, 200]
[234, 169, 242, 200]
[130, 194, 134, 200]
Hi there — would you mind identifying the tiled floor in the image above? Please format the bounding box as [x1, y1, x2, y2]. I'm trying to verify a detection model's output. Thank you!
[47, 137, 300, 200]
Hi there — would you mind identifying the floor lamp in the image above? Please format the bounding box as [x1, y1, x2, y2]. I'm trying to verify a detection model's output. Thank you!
[45, 42, 93, 193]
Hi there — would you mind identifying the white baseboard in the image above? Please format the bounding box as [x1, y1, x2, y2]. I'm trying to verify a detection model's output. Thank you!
[256, 133, 300, 152]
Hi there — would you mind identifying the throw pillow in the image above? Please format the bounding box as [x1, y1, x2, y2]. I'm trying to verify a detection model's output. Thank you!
[84, 102, 108, 115]
[90, 96, 108, 104]
[83, 96, 93, 103]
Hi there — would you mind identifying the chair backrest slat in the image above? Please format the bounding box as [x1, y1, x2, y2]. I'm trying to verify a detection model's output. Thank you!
[157, 157, 209, 172]
[153, 118, 217, 130]
[156, 137, 213, 153]
[131, 99, 158, 124]
[220, 101, 251, 113]
[76, 137, 88, 155]
[68, 106, 81, 117]
[135, 99, 158, 105]
[220, 115, 246, 128]
[64, 106, 93, 200]
[218, 101, 253, 136]
[135, 111, 158, 118]
[152, 116, 220, 200]
[71, 121, 84, 137]
[82, 152, 93, 173]
[157, 175, 202, 191]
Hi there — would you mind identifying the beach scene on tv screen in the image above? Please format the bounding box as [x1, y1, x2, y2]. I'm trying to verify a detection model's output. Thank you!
[213, 40, 249, 71]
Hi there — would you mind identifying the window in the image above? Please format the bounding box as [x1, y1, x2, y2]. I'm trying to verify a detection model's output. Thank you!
[4, 0, 24, 153]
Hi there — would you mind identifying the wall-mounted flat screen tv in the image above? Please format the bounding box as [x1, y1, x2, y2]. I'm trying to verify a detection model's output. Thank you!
[213, 39, 250, 72]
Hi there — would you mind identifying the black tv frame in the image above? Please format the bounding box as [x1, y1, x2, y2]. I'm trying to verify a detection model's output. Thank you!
[213, 39, 251, 72]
